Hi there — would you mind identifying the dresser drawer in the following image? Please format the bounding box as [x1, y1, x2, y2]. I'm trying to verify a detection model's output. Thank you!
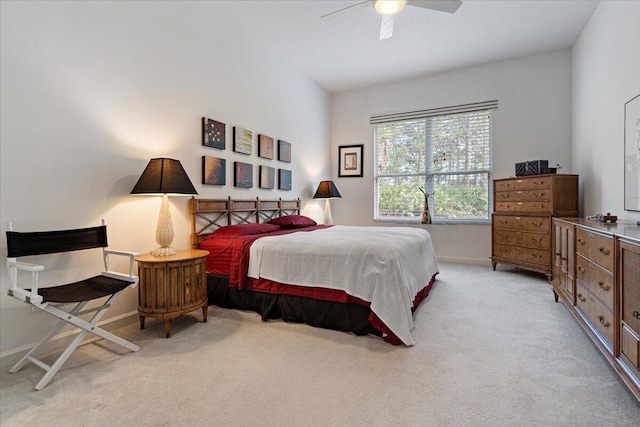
[495, 189, 551, 203]
[514, 176, 552, 190]
[576, 282, 613, 349]
[493, 230, 550, 250]
[576, 228, 614, 271]
[493, 215, 550, 233]
[495, 201, 551, 213]
[575, 256, 614, 310]
[589, 233, 614, 272]
[493, 244, 549, 267]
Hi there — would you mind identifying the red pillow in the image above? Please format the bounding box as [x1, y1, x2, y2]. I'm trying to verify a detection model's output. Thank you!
[205, 223, 280, 239]
[267, 215, 317, 229]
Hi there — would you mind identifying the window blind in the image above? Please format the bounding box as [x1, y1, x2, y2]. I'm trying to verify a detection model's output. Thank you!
[373, 101, 495, 222]
[370, 100, 498, 124]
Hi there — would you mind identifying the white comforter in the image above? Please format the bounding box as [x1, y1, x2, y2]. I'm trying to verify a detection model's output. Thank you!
[247, 225, 439, 345]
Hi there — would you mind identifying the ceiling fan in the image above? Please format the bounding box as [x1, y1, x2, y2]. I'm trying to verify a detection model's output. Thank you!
[321, 0, 462, 40]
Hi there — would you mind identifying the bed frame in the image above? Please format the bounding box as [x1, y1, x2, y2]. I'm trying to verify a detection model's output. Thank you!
[190, 197, 300, 248]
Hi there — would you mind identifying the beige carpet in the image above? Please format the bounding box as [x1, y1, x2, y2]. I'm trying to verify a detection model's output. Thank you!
[1, 263, 639, 426]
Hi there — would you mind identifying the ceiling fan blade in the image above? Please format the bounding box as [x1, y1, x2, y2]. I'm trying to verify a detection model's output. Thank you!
[379, 14, 394, 40]
[321, 0, 371, 21]
[408, 0, 462, 13]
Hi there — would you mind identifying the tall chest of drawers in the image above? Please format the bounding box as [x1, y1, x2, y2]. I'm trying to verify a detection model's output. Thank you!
[491, 174, 579, 280]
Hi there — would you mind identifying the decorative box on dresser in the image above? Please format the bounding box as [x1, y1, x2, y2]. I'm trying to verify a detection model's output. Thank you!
[551, 219, 640, 402]
[491, 174, 579, 281]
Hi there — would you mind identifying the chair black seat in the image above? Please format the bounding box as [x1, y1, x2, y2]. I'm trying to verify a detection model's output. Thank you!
[31, 275, 135, 303]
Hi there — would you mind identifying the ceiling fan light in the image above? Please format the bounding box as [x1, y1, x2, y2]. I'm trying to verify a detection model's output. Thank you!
[374, 0, 406, 15]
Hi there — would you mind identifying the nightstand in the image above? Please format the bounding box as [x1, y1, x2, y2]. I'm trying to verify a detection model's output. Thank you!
[135, 249, 209, 338]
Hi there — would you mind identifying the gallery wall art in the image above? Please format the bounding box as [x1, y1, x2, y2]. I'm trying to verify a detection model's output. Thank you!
[234, 126, 253, 155]
[278, 169, 291, 190]
[259, 134, 275, 160]
[202, 156, 226, 185]
[199, 118, 294, 192]
[259, 165, 275, 189]
[234, 161, 253, 188]
[278, 140, 291, 163]
[202, 117, 225, 149]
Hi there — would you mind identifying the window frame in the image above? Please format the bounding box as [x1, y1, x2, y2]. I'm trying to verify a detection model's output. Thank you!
[372, 103, 496, 224]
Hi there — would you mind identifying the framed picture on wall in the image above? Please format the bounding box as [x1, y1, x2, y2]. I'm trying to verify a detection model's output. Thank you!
[234, 162, 253, 188]
[202, 156, 226, 185]
[233, 126, 253, 155]
[202, 117, 225, 149]
[624, 93, 640, 211]
[260, 165, 275, 189]
[338, 144, 363, 177]
[278, 140, 291, 163]
[259, 134, 275, 160]
[278, 169, 292, 190]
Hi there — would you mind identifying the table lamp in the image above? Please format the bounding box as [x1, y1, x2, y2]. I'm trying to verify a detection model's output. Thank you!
[130, 158, 197, 256]
[313, 180, 341, 225]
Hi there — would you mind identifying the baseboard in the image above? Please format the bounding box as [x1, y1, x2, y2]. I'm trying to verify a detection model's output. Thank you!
[437, 256, 492, 266]
[0, 310, 139, 371]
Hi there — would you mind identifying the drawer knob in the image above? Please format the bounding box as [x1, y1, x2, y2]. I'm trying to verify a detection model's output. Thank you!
[577, 266, 585, 273]
[598, 247, 610, 256]
[533, 181, 544, 186]
[533, 192, 544, 197]
[633, 311, 640, 319]
[531, 222, 543, 227]
[597, 281, 610, 292]
[500, 194, 510, 199]
[578, 294, 586, 302]
[577, 238, 585, 245]
[597, 315, 611, 328]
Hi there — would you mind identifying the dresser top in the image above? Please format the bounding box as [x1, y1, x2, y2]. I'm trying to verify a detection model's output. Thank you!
[555, 217, 640, 243]
[495, 173, 579, 181]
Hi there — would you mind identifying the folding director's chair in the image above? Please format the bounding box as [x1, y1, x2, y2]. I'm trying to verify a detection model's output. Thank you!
[6, 220, 140, 390]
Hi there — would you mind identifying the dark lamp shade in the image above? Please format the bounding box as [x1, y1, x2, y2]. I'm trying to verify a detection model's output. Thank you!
[313, 180, 341, 199]
[130, 158, 197, 195]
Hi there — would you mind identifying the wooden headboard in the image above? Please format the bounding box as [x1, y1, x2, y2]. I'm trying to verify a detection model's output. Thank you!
[190, 197, 301, 248]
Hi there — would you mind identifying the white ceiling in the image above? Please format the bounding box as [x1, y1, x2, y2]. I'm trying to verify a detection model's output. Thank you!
[213, 0, 599, 94]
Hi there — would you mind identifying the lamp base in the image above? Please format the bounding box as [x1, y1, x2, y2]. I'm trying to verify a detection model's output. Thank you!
[150, 246, 177, 257]
[324, 199, 334, 225]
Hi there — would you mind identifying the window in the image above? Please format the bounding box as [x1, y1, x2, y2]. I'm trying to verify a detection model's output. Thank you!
[372, 101, 496, 223]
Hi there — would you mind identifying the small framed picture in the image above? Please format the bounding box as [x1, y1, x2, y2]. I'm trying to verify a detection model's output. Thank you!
[339, 144, 363, 177]
[234, 162, 253, 188]
[278, 140, 291, 163]
[202, 156, 226, 185]
[202, 117, 225, 149]
[259, 134, 275, 160]
[233, 126, 253, 155]
[259, 165, 275, 189]
[278, 169, 292, 190]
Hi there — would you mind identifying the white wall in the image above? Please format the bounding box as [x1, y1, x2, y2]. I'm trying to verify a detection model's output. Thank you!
[0, 2, 330, 359]
[572, 1, 640, 222]
[330, 50, 573, 262]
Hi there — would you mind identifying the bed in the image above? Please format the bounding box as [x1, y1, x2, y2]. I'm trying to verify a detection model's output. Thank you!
[190, 197, 439, 345]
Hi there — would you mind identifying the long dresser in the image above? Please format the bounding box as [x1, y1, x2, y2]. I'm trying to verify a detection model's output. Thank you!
[491, 174, 579, 281]
[551, 218, 640, 402]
